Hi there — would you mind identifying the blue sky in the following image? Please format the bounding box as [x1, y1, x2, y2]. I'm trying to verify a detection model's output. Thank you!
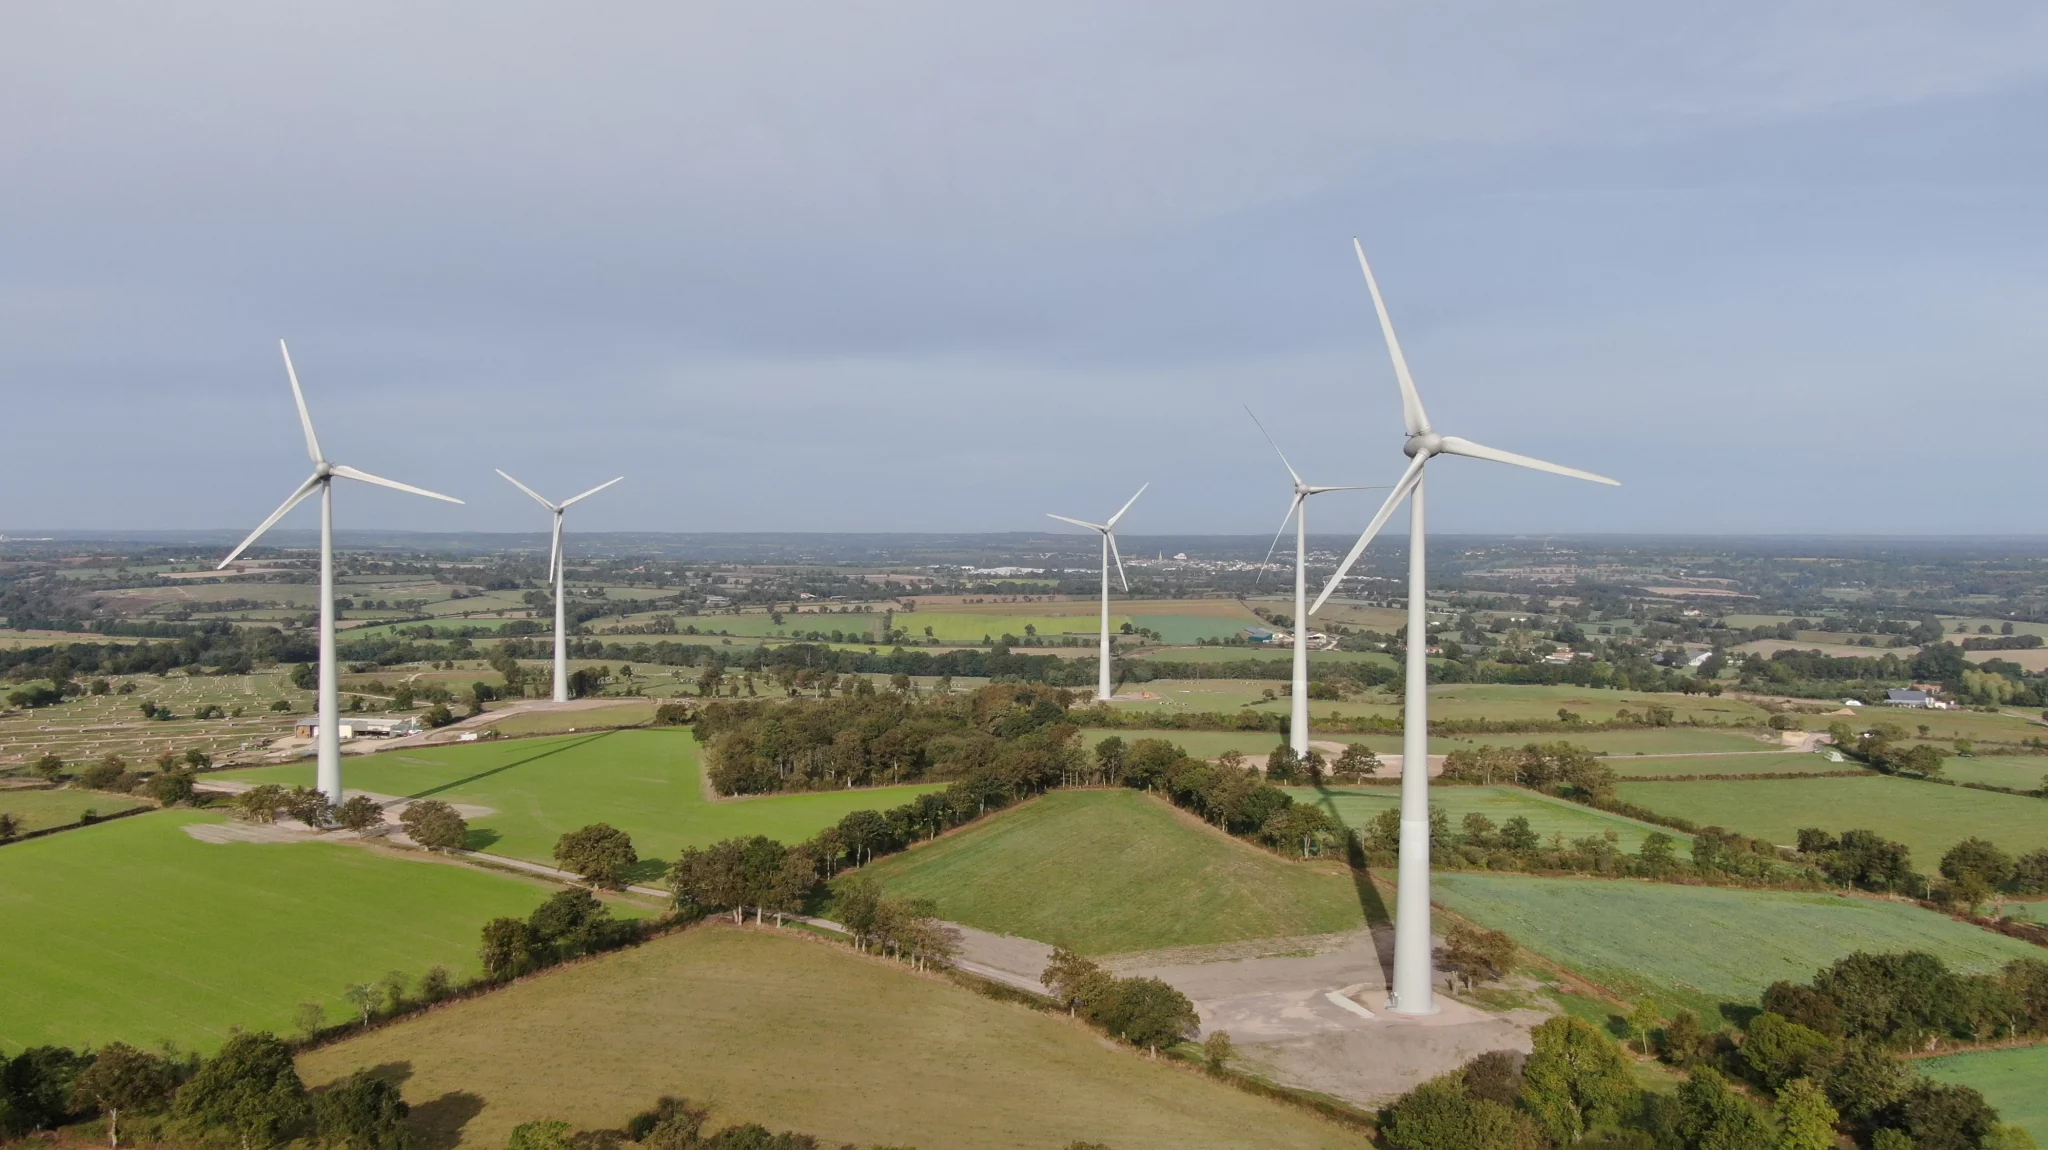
[3, 3, 2045, 536]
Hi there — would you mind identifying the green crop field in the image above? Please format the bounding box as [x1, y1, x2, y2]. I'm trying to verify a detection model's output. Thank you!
[1940, 755, 2048, 791]
[1432, 873, 2046, 1015]
[1921, 1047, 2048, 1143]
[1296, 785, 1682, 852]
[1789, 707, 2046, 744]
[216, 731, 946, 877]
[1614, 776, 2048, 859]
[903, 612, 1121, 642]
[0, 810, 572, 1051]
[0, 787, 149, 833]
[1605, 752, 1845, 778]
[848, 789, 1366, 954]
[1418, 685, 1770, 726]
[298, 926, 1371, 1150]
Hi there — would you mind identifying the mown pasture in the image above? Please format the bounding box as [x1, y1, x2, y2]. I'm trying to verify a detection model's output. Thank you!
[848, 789, 1366, 954]
[216, 730, 947, 874]
[1613, 775, 2048, 859]
[1920, 1046, 2048, 1144]
[0, 787, 148, 832]
[1432, 873, 2045, 1015]
[1298, 785, 1682, 852]
[0, 810, 567, 1051]
[299, 926, 1374, 1150]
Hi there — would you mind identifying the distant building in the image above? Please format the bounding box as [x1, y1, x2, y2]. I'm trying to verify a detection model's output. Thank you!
[1686, 650, 1713, 668]
[702, 595, 732, 608]
[1885, 689, 1933, 708]
[1243, 626, 1277, 643]
[295, 719, 357, 741]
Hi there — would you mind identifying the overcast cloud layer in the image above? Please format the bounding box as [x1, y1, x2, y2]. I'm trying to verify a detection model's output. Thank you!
[4, 3, 2046, 537]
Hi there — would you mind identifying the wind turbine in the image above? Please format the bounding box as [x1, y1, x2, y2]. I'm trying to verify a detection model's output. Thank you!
[495, 470, 625, 703]
[219, 341, 464, 807]
[1310, 240, 1618, 1016]
[1048, 483, 1148, 702]
[1247, 408, 1375, 756]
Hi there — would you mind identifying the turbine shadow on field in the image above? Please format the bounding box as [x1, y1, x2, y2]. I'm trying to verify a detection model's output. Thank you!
[406, 732, 614, 801]
[1323, 785, 1396, 986]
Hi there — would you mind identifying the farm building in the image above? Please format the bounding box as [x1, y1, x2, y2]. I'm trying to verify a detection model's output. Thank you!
[1884, 688, 1943, 709]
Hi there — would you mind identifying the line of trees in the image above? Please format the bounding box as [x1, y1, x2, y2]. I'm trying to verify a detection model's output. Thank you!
[508, 1092, 916, 1150]
[697, 682, 1081, 795]
[1379, 948, 2047, 1149]
[0, 1034, 410, 1150]
[1039, 947, 1201, 1056]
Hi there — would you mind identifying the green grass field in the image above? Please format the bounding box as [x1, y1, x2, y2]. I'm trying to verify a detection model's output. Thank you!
[298, 926, 1371, 1150]
[216, 731, 946, 875]
[0, 787, 149, 832]
[1432, 873, 2046, 1015]
[1130, 612, 1265, 644]
[1614, 776, 2048, 859]
[848, 789, 1366, 954]
[0, 810, 569, 1051]
[1920, 1047, 2048, 1143]
[1940, 755, 2048, 791]
[1296, 785, 1683, 851]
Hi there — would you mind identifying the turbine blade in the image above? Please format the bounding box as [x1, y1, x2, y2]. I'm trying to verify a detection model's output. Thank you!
[548, 515, 562, 584]
[1107, 532, 1129, 593]
[1436, 436, 1620, 486]
[1305, 485, 1382, 494]
[279, 340, 324, 463]
[1105, 482, 1148, 529]
[1310, 453, 1428, 614]
[218, 472, 323, 568]
[1047, 513, 1107, 531]
[1253, 494, 1303, 589]
[496, 468, 558, 511]
[1353, 240, 1432, 437]
[1244, 407, 1303, 487]
[560, 476, 624, 508]
[330, 465, 465, 503]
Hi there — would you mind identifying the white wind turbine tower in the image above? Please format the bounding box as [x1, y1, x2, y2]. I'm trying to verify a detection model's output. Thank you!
[1048, 483, 1148, 702]
[219, 341, 464, 807]
[1246, 408, 1374, 756]
[496, 470, 625, 703]
[1311, 240, 1618, 1016]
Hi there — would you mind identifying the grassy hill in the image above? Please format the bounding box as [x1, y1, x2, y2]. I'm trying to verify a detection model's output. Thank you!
[848, 789, 1368, 954]
[0, 810, 571, 1051]
[217, 730, 947, 876]
[1433, 872, 2045, 1015]
[299, 925, 1372, 1150]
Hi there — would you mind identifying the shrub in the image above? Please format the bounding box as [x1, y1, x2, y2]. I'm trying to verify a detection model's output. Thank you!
[555, 823, 638, 888]
[399, 800, 468, 851]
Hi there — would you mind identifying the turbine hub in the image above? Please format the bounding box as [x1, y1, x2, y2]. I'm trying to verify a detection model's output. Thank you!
[1404, 433, 1442, 458]
[315, 461, 333, 478]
